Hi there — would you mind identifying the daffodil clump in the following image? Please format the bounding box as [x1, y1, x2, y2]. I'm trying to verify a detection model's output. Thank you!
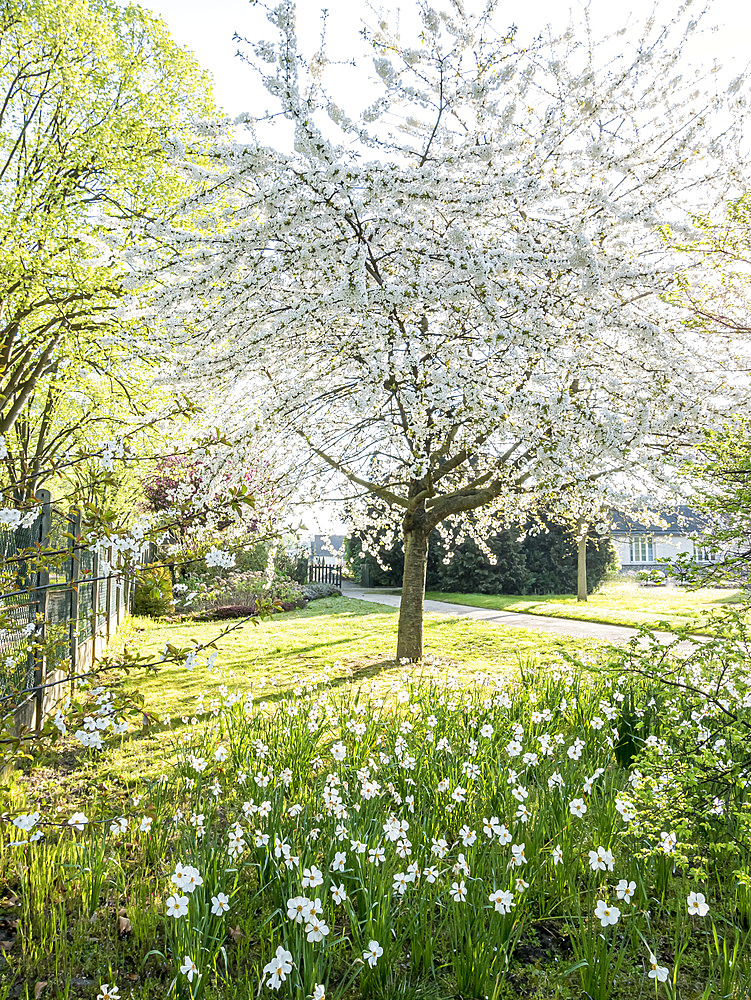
[2, 653, 751, 1000]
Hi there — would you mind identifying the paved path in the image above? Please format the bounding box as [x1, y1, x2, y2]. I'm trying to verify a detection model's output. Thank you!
[341, 583, 698, 648]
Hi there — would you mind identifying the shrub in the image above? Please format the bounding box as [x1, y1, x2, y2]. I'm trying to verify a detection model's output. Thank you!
[348, 517, 617, 595]
[233, 542, 297, 578]
[301, 582, 342, 600]
[197, 597, 304, 620]
[132, 564, 173, 617]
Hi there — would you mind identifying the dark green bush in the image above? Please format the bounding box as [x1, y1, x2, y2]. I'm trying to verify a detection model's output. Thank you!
[348, 517, 617, 595]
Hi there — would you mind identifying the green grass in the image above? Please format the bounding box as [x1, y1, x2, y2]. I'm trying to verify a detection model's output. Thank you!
[122, 596, 601, 723]
[3, 598, 750, 1000]
[424, 579, 744, 632]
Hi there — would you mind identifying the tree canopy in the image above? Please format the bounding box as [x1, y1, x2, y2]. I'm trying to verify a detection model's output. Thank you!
[0, 0, 215, 500]
[129, 0, 751, 658]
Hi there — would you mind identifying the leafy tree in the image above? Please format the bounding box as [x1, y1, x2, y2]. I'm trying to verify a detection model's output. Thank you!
[655, 192, 751, 588]
[520, 521, 616, 596]
[141, 452, 286, 566]
[671, 425, 751, 586]
[0, 0, 214, 498]
[137, 1, 748, 659]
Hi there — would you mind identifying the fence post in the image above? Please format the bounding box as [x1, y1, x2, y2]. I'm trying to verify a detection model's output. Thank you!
[91, 549, 100, 655]
[106, 545, 114, 643]
[32, 490, 52, 731]
[69, 508, 81, 696]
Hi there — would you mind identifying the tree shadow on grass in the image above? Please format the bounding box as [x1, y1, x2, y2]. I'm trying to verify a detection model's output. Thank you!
[142, 597, 398, 638]
[96, 657, 407, 772]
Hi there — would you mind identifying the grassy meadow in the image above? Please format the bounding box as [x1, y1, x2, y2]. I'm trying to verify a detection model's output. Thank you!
[424, 579, 744, 633]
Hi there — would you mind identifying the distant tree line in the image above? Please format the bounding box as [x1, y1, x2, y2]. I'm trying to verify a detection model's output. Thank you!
[346, 517, 617, 596]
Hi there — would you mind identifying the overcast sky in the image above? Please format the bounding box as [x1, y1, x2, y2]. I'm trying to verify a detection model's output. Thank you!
[136, 0, 751, 118]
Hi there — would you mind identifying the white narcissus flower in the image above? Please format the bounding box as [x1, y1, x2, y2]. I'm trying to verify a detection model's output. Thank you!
[172, 864, 203, 894]
[511, 843, 527, 866]
[660, 831, 677, 854]
[594, 900, 621, 927]
[287, 896, 312, 924]
[12, 812, 40, 833]
[483, 816, 501, 838]
[588, 846, 615, 872]
[180, 956, 199, 982]
[489, 888, 515, 914]
[330, 882, 347, 905]
[616, 879, 636, 903]
[211, 892, 230, 915]
[68, 812, 88, 831]
[363, 940, 383, 967]
[305, 917, 330, 943]
[648, 954, 669, 981]
[97, 986, 120, 1000]
[687, 891, 710, 916]
[302, 865, 324, 888]
[263, 945, 294, 989]
[451, 880, 468, 902]
[166, 894, 189, 918]
[330, 851, 346, 872]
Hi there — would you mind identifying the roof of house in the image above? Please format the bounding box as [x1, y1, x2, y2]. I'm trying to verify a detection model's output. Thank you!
[310, 534, 345, 558]
[610, 506, 710, 536]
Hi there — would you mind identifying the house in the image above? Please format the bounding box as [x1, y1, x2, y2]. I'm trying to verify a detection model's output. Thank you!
[610, 507, 720, 572]
[308, 534, 345, 567]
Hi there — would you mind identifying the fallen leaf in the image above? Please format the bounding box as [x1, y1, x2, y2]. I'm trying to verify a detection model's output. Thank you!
[228, 925, 245, 942]
[118, 915, 132, 936]
[34, 983, 47, 1000]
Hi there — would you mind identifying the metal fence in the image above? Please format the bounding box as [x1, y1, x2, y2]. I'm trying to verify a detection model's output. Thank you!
[0, 490, 136, 733]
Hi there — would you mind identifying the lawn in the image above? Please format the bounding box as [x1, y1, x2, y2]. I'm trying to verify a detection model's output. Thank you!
[1, 595, 749, 1000]
[424, 579, 744, 632]
[123, 596, 602, 722]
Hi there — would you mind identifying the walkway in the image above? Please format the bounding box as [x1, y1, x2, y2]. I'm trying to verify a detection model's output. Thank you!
[341, 583, 698, 648]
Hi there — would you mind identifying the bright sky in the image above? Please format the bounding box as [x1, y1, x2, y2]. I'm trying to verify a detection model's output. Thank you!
[136, 0, 751, 118]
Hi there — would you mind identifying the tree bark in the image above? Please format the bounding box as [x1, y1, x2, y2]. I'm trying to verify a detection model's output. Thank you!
[577, 528, 588, 602]
[396, 517, 429, 661]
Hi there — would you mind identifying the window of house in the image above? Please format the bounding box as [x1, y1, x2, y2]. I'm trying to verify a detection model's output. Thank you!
[693, 542, 716, 563]
[629, 535, 653, 562]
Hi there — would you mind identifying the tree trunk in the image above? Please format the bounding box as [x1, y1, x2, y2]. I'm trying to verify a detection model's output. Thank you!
[396, 521, 429, 661]
[577, 529, 588, 602]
